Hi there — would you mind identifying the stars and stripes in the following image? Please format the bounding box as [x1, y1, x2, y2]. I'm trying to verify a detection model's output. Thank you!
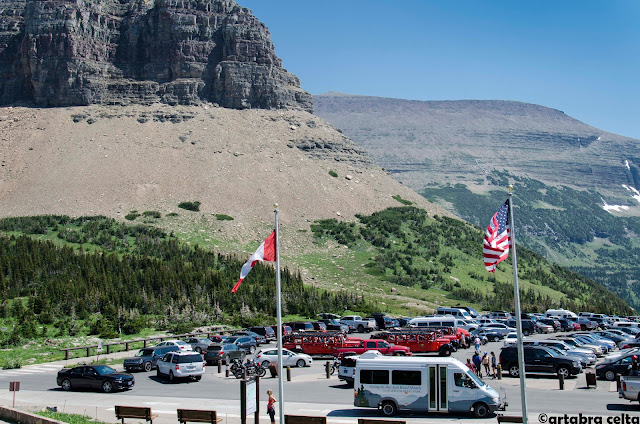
[483, 200, 511, 272]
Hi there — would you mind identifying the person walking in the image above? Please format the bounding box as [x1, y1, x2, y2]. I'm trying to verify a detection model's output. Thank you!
[472, 352, 482, 378]
[474, 336, 481, 353]
[466, 358, 475, 374]
[266, 389, 276, 424]
[482, 352, 490, 377]
[631, 355, 639, 376]
[491, 352, 498, 378]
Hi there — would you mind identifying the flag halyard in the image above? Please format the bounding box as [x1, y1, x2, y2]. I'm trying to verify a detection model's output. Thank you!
[483, 200, 511, 272]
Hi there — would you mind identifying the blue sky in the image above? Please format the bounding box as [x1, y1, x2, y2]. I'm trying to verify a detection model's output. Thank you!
[240, 0, 640, 139]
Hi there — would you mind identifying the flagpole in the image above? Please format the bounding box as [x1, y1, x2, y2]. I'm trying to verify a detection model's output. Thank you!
[274, 204, 285, 424]
[508, 186, 529, 424]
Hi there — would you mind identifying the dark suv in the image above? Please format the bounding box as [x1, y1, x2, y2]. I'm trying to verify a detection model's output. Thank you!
[204, 343, 247, 365]
[286, 322, 314, 332]
[505, 319, 537, 336]
[249, 326, 276, 342]
[123, 345, 180, 372]
[500, 346, 582, 378]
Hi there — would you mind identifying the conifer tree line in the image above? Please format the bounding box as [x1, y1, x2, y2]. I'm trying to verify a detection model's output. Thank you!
[0, 216, 372, 345]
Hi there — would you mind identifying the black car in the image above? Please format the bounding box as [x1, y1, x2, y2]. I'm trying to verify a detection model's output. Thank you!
[318, 319, 349, 333]
[57, 365, 134, 393]
[249, 326, 276, 341]
[286, 322, 314, 332]
[595, 353, 636, 381]
[472, 329, 505, 342]
[124, 345, 180, 372]
[557, 319, 574, 332]
[312, 322, 328, 331]
[499, 346, 582, 378]
[223, 336, 257, 353]
[204, 343, 247, 365]
[505, 319, 537, 336]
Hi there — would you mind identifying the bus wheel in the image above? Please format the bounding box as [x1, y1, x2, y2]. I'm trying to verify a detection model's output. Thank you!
[439, 347, 451, 357]
[380, 401, 397, 417]
[472, 402, 490, 418]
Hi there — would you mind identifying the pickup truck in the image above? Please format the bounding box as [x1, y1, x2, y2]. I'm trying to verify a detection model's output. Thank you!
[619, 375, 640, 403]
[340, 315, 377, 333]
[333, 339, 412, 359]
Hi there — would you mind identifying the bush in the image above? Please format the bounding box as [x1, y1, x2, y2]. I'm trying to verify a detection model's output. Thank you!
[124, 213, 140, 221]
[215, 214, 234, 221]
[392, 195, 413, 206]
[166, 212, 179, 217]
[329, 170, 338, 178]
[142, 211, 162, 219]
[1, 357, 23, 369]
[178, 201, 201, 212]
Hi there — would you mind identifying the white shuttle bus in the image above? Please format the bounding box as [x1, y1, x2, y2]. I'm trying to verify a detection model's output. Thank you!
[545, 309, 577, 319]
[353, 356, 506, 418]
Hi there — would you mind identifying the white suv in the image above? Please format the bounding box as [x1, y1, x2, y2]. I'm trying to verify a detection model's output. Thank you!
[156, 351, 205, 382]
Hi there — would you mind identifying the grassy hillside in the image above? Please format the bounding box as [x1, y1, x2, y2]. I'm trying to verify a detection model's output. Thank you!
[422, 172, 640, 310]
[308, 206, 633, 316]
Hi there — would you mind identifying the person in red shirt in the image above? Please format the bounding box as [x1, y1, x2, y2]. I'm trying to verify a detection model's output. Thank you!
[267, 389, 276, 424]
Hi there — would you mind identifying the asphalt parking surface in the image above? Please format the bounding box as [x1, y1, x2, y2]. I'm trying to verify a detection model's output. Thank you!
[0, 331, 638, 423]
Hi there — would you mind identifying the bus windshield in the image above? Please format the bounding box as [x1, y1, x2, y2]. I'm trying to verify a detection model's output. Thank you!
[466, 370, 485, 387]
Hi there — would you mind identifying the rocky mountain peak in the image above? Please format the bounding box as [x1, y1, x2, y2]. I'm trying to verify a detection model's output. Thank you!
[0, 0, 312, 112]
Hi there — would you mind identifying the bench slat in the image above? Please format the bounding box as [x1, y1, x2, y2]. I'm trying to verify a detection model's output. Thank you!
[359, 419, 406, 424]
[285, 415, 327, 424]
[497, 416, 523, 423]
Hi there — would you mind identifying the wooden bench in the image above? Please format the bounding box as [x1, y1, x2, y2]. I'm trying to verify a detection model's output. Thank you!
[359, 419, 406, 424]
[496, 415, 523, 423]
[285, 415, 327, 424]
[177, 409, 222, 424]
[115, 406, 157, 424]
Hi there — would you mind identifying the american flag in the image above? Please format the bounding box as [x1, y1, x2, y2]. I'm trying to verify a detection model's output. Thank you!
[483, 200, 511, 272]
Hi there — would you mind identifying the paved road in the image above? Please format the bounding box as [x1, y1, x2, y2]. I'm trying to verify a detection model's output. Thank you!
[0, 333, 637, 424]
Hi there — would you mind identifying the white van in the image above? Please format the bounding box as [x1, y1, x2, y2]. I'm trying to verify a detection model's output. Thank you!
[436, 307, 472, 319]
[408, 317, 478, 332]
[354, 356, 506, 418]
[613, 322, 640, 329]
[545, 309, 578, 319]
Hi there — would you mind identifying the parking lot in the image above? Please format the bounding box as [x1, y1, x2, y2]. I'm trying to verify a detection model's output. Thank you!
[0, 331, 637, 424]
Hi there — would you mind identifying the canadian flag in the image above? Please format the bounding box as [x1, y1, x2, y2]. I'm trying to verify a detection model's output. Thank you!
[231, 230, 277, 293]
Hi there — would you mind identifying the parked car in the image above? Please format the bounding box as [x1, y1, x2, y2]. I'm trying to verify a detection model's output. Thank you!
[575, 317, 598, 331]
[270, 325, 293, 338]
[479, 323, 513, 336]
[537, 323, 555, 334]
[557, 319, 574, 332]
[57, 365, 134, 393]
[311, 322, 328, 332]
[318, 319, 349, 333]
[286, 322, 315, 332]
[503, 332, 518, 346]
[222, 336, 258, 353]
[155, 340, 193, 351]
[500, 345, 582, 378]
[596, 353, 637, 381]
[249, 326, 277, 342]
[538, 319, 561, 332]
[505, 319, 537, 336]
[124, 345, 180, 372]
[156, 351, 205, 382]
[204, 343, 246, 365]
[185, 337, 214, 353]
[254, 348, 313, 368]
[339, 315, 377, 333]
[471, 329, 505, 342]
[234, 331, 266, 345]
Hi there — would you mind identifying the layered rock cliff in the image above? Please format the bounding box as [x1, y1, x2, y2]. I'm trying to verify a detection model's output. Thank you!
[0, 0, 312, 111]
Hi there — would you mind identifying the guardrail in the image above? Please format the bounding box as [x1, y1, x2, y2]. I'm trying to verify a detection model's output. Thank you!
[60, 328, 234, 360]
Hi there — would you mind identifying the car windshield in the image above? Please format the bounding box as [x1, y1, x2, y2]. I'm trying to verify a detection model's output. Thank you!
[94, 365, 117, 376]
[135, 349, 153, 357]
[176, 341, 188, 346]
[225, 337, 239, 343]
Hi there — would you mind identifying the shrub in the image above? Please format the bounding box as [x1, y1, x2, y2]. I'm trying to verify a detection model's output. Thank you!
[392, 195, 413, 206]
[2, 357, 23, 369]
[124, 212, 140, 221]
[142, 211, 161, 219]
[215, 214, 234, 221]
[166, 212, 179, 217]
[329, 170, 338, 178]
[178, 201, 201, 212]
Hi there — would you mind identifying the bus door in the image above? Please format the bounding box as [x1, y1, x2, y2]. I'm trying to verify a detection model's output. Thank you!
[428, 364, 448, 412]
